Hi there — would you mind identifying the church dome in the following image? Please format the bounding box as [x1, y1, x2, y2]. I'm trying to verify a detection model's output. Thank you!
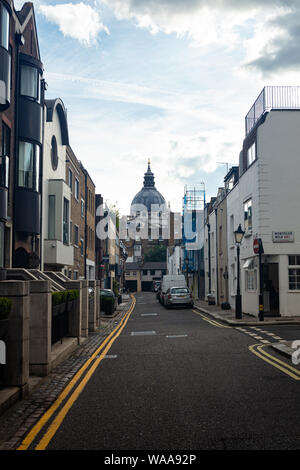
[131, 161, 166, 214]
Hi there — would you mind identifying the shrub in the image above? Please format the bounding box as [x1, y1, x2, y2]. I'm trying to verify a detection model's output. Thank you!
[52, 289, 79, 306]
[0, 297, 12, 319]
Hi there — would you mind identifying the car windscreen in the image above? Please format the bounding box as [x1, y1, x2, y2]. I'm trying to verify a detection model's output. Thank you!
[171, 288, 189, 294]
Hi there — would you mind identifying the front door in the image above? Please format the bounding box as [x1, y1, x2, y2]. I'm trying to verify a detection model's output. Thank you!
[263, 263, 280, 316]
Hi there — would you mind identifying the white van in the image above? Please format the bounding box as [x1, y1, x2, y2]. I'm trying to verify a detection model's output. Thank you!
[160, 275, 187, 305]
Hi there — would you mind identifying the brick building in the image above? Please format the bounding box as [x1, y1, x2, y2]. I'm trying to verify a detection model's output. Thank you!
[0, 1, 45, 270]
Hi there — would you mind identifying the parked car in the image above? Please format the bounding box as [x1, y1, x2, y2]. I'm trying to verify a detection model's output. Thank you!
[164, 287, 194, 309]
[160, 274, 187, 306]
[153, 281, 161, 293]
[100, 289, 116, 313]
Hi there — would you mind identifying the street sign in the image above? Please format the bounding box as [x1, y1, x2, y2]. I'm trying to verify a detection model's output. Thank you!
[253, 238, 259, 254]
[253, 238, 264, 255]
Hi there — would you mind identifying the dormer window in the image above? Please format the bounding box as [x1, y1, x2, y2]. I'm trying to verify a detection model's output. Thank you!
[20, 64, 41, 102]
[0, 3, 9, 51]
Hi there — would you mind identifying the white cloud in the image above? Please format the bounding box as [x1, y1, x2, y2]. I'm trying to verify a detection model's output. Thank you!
[39, 2, 109, 45]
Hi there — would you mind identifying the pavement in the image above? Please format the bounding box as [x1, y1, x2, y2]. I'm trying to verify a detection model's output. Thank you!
[0, 295, 133, 450]
[193, 299, 299, 360]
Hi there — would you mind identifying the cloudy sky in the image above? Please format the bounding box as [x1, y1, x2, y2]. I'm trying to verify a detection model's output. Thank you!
[15, 0, 300, 214]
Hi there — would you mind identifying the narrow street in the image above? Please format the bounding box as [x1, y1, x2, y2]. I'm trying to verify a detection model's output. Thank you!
[14, 292, 300, 451]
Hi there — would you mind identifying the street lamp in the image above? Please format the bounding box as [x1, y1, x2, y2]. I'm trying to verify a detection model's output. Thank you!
[234, 224, 245, 319]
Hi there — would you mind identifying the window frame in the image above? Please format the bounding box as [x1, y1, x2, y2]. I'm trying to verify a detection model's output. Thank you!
[63, 197, 69, 245]
[48, 194, 56, 240]
[247, 141, 256, 168]
[74, 177, 79, 201]
[20, 64, 41, 103]
[288, 255, 300, 291]
[0, 3, 10, 51]
[74, 224, 79, 247]
[18, 140, 40, 192]
[1, 122, 10, 188]
[51, 135, 58, 171]
[244, 198, 252, 233]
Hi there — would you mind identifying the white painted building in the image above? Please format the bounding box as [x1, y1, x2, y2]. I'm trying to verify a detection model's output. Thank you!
[167, 245, 182, 275]
[42, 98, 73, 271]
[226, 86, 300, 317]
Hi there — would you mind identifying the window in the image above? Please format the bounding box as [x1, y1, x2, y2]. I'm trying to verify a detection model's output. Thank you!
[18, 141, 40, 191]
[143, 270, 147, 275]
[51, 136, 58, 170]
[69, 221, 72, 244]
[247, 142, 256, 167]
[20, 65, 40, 101]
[80, 239, 84, 256]
[1, 123, 10, 188]
[245, 269, 257, 291]
[288, 256, 300, 290]
[63, 198, 69, 245]
[74, 178, 79, 200]
[244, 199, 252, 232]
[0, 222, 4, 268]
[0, 3, 9, 51]
[81, 198, 85, 218]
[74, 225, 79, 247]
[68, 168, 72, 192]
[48, 195, 55, 239]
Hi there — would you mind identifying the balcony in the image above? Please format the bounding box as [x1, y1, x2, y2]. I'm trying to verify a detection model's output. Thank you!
[44, 239, 74, 267]
[245, 86, 300, 136]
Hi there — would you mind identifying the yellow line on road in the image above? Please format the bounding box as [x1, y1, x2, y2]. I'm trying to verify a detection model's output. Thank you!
[192, 310, 231, 328]
[249, 343, 300, 381]
[17, 296, 136, 451]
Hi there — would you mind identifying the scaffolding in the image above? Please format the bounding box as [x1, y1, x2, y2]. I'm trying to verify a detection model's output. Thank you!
[183, 183, 206, 212]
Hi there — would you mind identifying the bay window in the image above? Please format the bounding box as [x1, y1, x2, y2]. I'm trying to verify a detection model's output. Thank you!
[0, 3, 9, 51]
[1, 123, 10, 187]
[18, 141, 40, 191]
[20, 64, 40, 102]
[63, 198, 69, 245]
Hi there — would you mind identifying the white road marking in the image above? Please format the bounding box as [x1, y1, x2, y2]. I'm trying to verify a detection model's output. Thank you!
[166, 334, 188, 338]
[131, 331, 156, 336]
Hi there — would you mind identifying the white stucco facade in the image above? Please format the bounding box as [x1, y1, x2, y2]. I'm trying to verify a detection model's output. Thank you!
[226, 109, 300, 317]
[42, 99, 73, 270]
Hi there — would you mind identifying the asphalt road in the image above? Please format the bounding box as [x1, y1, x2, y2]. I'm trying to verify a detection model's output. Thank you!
[43, 292, 300, 450]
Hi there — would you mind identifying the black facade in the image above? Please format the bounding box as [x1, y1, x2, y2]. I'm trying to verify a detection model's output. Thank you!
[0, 1, 12, 112]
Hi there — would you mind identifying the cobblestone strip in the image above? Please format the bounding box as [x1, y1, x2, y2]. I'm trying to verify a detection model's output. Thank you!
[0, 300, 133, 450]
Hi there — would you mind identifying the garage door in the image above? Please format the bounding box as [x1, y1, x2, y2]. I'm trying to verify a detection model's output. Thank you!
[142, 281, 153, 292]
[125, 280, 137, 292]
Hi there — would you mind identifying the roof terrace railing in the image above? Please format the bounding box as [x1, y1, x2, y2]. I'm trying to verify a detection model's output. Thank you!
[245, 86, 300, 135]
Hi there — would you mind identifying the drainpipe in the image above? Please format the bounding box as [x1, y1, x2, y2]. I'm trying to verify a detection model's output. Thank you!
[12, 33, 22, 267]
[215, 208, 219, 305]
[207, 222, 211, 294]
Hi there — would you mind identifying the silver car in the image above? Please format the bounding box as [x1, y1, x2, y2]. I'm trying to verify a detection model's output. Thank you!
[164, 287, 194, 308]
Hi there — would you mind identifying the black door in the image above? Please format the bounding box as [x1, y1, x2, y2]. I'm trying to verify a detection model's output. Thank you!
[263, 263, 280, 316]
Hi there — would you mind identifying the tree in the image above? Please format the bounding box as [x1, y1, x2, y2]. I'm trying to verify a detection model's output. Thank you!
[144, 245, 167, 262]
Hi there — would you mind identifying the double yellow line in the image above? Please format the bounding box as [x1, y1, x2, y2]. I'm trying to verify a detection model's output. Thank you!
[249, 343, 300, 381]
[192, 310, 231, 329]
[17, 295, 136, 451]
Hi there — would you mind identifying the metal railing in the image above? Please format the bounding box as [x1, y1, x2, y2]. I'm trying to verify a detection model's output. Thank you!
[245, 86, 300, 135]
